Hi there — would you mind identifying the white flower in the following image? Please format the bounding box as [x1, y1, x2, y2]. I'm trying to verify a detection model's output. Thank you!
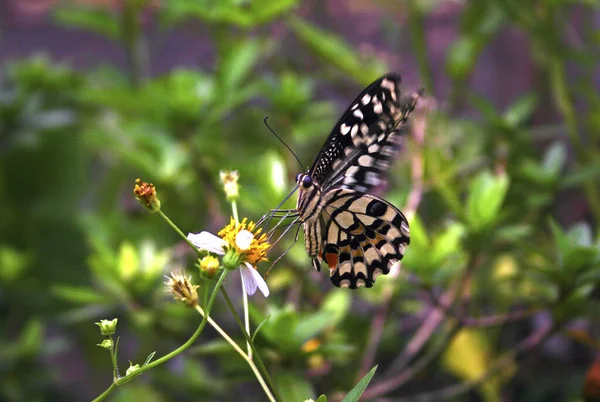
[187, 230, 269, 297]
[187, 231, 226, 254]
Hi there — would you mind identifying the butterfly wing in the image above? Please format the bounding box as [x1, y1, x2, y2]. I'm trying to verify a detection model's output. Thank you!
[309, 74, 402, 185]
[317, 188, 410, 288]
[335, 90, 421, 193]
[309, 74, 420, 193]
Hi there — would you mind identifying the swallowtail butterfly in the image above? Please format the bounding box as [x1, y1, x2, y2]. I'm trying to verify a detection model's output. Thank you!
[266, 73, 421, 289]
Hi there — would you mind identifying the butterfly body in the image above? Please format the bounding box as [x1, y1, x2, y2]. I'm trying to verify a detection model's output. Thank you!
[271, 73, 421, 289]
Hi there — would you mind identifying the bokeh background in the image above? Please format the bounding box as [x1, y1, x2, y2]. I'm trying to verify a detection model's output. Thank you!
[1, 0, 600, 401]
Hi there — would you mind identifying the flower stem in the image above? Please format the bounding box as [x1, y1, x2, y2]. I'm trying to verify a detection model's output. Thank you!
[231, 200, 239, 223]
[92, 269, 229, 401]
[194, 305, 274, 402]
[158, 210, 202, 255]
[220, 287, 282, 402]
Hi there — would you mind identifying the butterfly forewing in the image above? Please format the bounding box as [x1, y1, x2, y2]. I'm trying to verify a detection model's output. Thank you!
[310, 74, 411, 193]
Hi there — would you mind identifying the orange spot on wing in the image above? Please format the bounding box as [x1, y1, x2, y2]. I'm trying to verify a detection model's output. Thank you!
[325, 251, 338, 269]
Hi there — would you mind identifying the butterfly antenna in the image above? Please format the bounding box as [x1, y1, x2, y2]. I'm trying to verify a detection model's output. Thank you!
[264, 116, 306, 172]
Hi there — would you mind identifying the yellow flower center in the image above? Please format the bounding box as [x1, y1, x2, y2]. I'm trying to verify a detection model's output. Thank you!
[218, 218, 270, 266]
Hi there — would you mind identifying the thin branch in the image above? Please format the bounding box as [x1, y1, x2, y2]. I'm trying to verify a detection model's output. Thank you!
[385, 321, 557, 402]
[355, 108, 428, 382]
[362, 321, 463, 400]
[423, 287, 540, 328]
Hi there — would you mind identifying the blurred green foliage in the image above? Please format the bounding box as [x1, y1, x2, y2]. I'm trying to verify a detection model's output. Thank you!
[1, 0, 600, 401]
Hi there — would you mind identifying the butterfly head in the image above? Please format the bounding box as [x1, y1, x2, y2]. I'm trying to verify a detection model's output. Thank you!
[295, 173, 322, 221]
[296, 173, 313, 189]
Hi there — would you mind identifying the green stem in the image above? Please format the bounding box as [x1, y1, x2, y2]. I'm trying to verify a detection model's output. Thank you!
[549, 58, 600, 222]
[407, 1, 434, 92]
[231, 200, 239, 223]
[92, 270, 229, 401]
[92, 383, 116, 402]
[220, 288, 282, 402]
[158, 210, 203, 256]
[193, 305, 275, 402]
[109, 338, 118, 380]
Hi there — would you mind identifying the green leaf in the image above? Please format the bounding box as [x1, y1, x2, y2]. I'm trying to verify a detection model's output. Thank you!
[19, 319, 44, 356]
[275, 372, 315, 402]
[321, 289, 351, 325]
[466, 171, 510, 231]
[294, 311, 333, 343]
[503, 94, 537, 127]
[542, 142, 566, 176]
[142, 351, 156, 367]
[287, 17, 386, 84]
[342, 365, 378, 402]
[316, 395, 328, 402]
[50, 285, 107, 304]
[251, 314, 271, 342]
[54, 6, 119, 39]
[219, 39, 263, 91]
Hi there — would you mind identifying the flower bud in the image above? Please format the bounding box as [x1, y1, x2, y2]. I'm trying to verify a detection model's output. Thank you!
[199, 255, 220, 279]
[97, 339, 114, 349]
[126, 363, 141, 376]
[95, 318, 118, 336]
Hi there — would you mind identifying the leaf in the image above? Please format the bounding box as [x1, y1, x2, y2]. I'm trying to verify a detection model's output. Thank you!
[342, 365, 378, 402]
[275, 372, 315, 402]
[142, 351, 156, 367]
[321, 289, 351, 325]
[219, 39, 263, 91]
[316, 395, 328, 402]
[542, 142, 566, 176]
[251, 314, 271, 342]
[294, 311, 333, 343]
[287, 17, 386, 84]
[466, 171, 510, 232]
[53, 6, 119, 39]
[503, 94, 537, 127]
[442, 329, 510, 402]
[50, 285, 107, 304]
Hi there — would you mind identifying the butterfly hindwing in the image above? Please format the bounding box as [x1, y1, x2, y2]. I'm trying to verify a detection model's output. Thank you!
[318, 189, 410, 288]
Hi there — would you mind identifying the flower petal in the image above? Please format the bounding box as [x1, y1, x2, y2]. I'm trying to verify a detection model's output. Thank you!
[240, 262, 270, 297]
[187, 231, 227, 255]
[236, 230, 254, 251]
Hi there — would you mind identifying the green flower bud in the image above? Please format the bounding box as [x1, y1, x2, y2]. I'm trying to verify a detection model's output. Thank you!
[95, 318, 118, 336]
[126, 363, 141, 376]
[97, 339, 113, 349]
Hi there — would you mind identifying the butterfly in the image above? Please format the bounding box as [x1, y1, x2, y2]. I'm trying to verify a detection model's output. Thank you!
[263, 73, 421, 289]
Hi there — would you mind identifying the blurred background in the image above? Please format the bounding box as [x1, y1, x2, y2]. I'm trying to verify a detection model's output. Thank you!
[1, 0, 600, 401]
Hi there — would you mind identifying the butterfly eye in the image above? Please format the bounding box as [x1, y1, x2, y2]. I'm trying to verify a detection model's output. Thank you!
[302, 176, 313, 188]
[296, 173, 303, 183]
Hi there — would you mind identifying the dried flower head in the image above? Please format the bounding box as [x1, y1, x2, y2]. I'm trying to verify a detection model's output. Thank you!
[133, 178, 161, 212]
[165, 271, 199, 307]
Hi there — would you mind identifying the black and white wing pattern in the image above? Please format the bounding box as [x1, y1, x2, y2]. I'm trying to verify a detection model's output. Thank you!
[292, 73, 421, 289]
[309, 73, 421, 193]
